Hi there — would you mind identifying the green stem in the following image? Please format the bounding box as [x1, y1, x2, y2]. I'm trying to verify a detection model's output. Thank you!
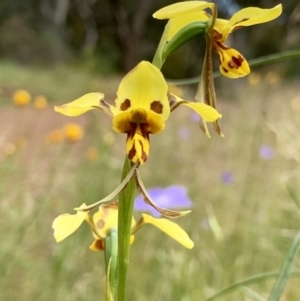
[152, 21, 170, 69]
[166, 49, 300, 85]
[117, 157, 137, 301]
[105, 229, 118, 300]
[267, 230, 300, 301]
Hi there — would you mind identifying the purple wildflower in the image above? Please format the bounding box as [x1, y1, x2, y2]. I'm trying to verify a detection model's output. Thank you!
[259, 145, 274, 159]
[191, 111, 200, 123]
[221, 171, 234, 185]
[178, 126, 191, 140]
[134, 185, 193, 217]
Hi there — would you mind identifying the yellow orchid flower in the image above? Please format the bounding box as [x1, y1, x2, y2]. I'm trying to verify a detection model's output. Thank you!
[55, 61, 221, 164]
[153, 1, 282, 78]
[52, 202, 194, 250]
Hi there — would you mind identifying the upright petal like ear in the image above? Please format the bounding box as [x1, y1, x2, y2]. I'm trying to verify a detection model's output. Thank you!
[55, 93, 111, 116]
[52, 204, 88, 242]
[115, 61, 170, 121]
[226, 4, 282, 32]
[142, 214, 194, 249]
[168, 11, 210, 41]
[153, 1, 213, 19]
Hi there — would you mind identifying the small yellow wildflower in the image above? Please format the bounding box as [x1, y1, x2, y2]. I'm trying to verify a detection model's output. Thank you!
[247, 72, 261, 86]
[3, 143, 17, 156]
[63, 123, 84, 143]
[52, 203, 194, 250]
[34, 95, 48, 110]
[266, 71, 281, 85]
[55, 61, 221, 164]
[46, 129, 64, 144]
[86, 147, 99, 161]
[13, 89, 31, 106]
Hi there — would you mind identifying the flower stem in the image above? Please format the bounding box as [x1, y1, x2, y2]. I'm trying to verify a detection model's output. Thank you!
[117, 157, 137, 301]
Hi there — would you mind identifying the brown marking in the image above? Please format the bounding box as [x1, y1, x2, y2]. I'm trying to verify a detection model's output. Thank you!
[212, 30, 223, 41]
[233, 18, 249, 26]
[94, 239, 105, 251]
[120, 99, 131, 111]
[215, 41, 229, 50]
[97, 219, 105, 229]
[138, 140, 148, 163]
[132, 110, 147, 123]
[228, 55, 244, 69]
[150, 101, 163, 114]
[222, 67, 229, 73]
[128, 144, 136, 160]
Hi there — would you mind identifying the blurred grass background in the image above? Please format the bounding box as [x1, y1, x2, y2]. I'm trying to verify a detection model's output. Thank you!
[1, 0, 300, 300]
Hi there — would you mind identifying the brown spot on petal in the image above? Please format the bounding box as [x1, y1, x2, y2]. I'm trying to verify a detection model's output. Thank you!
[228, 55, 244, 69]
[150, 101, 163, 114]
[120, 99, 131, 111]
[97, 219, 105, 229]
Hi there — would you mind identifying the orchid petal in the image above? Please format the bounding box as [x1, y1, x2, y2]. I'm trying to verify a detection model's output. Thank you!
[142, 214, 194, 249]
[226, 4, 282, 32]
[214, 42, 250, 78]
[54, 93, 112, 116]
[153, 1, 213, 19]
[115, 61, 170, 121]
[168, 11, 210, 41]
[52, 204, 88, 242]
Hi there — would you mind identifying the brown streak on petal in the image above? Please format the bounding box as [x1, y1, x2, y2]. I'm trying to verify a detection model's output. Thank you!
[94, 239, 105, 251]
[215, 41, 229, 50]
[222, 67, 229, 73]
[233, 18, 249, 26]
[138, 140, 148, 163]
[150, 101, 163, 114]
[212, 30, 223, 41]
[228, 55, 244, 69]
[128, 144, 136, 160]
[120, 99, 131, 111]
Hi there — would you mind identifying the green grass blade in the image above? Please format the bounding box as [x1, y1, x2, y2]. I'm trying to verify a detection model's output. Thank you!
[241, 286, 266, 301]
[205, 271, 300, 301]
[267, 231, 300, 301]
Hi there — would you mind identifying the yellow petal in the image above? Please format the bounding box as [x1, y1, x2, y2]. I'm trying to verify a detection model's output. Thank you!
[55, 92, 105, 116]
[214, 42, 250, 78]
[153, 1, 213, 19]
[170, 93, 221, 122]
[52, 204, 88, 242]
[126, 124, 150, 165]
[115, 61, 170, 121]
[112, 109, 165, 134]
[89, 235, 135, 252]
[184, 102, 221, 122]
[226, 4, 282, 32]
[168, 11, 210, 41]
[142, 214, 194, 249]
[89, 239, 105, 251]
[93, 203, 136, 238]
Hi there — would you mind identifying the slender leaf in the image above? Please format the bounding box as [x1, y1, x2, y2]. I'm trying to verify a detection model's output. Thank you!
[205, 271, 300, 301]
[267, 231, 300, 301]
